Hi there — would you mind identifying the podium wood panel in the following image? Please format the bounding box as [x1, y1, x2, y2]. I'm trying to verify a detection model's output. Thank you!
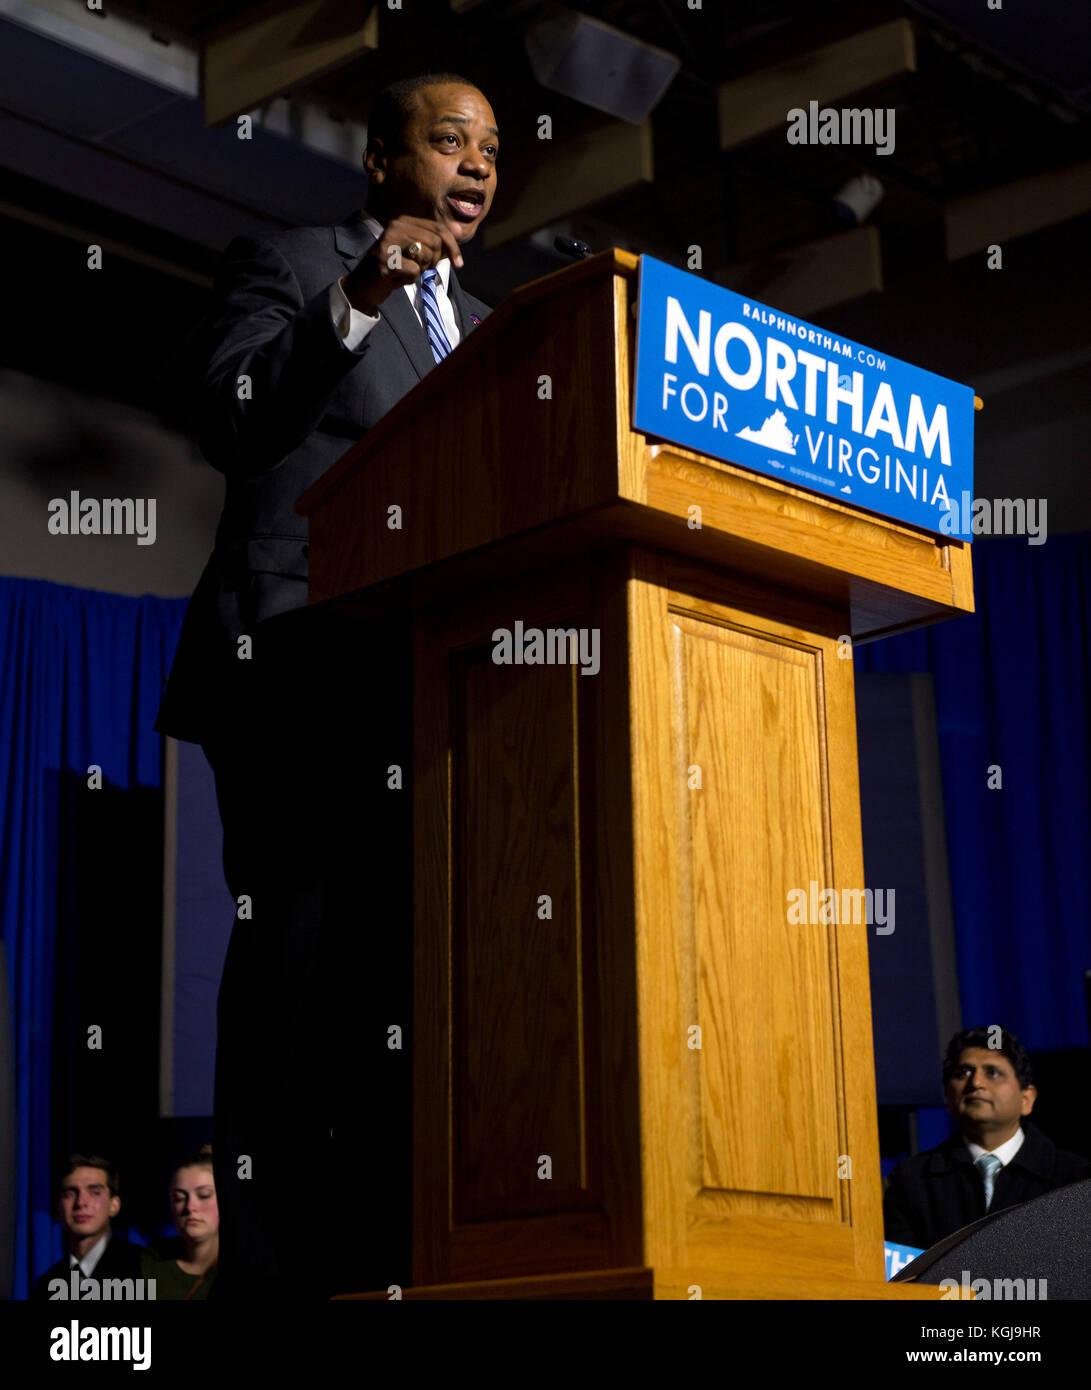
[411, 544, 883, 1289]
[632, 550, 882, 1285]
[683, 616, 837, 1206]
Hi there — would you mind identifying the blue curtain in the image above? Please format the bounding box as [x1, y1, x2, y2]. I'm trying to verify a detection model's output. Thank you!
[2, 539, 1088, 1293]
[855, 533, 1091, 1051]
[0, 578, 186, 1299]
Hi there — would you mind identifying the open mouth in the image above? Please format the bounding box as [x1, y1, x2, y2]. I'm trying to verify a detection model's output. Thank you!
[445, 189, 484, 222]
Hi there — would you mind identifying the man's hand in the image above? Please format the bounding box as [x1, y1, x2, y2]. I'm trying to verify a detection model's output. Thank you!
[343, 216, 464, 314]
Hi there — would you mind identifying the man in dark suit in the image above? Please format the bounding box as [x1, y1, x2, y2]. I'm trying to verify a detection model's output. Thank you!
[32, 1156, 143, 1300]
[883, 1027, 1091, 1251]
[154, 73, 498, 1297]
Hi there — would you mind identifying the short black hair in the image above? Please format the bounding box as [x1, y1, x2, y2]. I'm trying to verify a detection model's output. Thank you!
[942, 1027, 1034, 1090]
[57, 1154, 120, 1200]
[366, 72, 481, 155]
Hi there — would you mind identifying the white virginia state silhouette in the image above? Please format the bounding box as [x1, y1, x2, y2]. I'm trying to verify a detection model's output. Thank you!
[736, 408, 799, 455]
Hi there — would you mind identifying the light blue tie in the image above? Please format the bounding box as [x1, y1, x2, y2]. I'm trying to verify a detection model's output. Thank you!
[975, 1152, 1003, 1210]
[420, 268, 453, 363]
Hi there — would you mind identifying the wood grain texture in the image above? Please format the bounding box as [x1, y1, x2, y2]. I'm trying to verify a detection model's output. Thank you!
[304, 250, 974, 1298]
[677, 613, 837, 1205]
[412, 559, 638, 1286]
[305, 277, 621, 602]
[628, 548, 884, 1286]
[453, 651, 588, 1220]
[397, 539, 926, 1295]
[640, 448, 962, 605]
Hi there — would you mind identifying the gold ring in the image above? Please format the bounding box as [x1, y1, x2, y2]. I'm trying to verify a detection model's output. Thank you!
[405, 240, 423, 259]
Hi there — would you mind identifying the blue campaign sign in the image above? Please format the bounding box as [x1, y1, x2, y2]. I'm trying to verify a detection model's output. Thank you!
[885, 1242, 925, 1280]
[633, 256, 975, 538]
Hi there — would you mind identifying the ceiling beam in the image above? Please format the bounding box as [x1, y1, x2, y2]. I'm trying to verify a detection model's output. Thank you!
[718, 19, 916, 151]
[944, 161, 1091, 260]
[482, 121, 653, 249]
[715, 225, 883, 317]
[203, 0, 379, 128]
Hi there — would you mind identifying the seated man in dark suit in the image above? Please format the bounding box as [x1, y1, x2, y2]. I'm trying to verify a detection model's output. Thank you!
[31, 1154, 143, 1300]
[884, 1026, 1091, 1250]
[154, 73, 499, 1297]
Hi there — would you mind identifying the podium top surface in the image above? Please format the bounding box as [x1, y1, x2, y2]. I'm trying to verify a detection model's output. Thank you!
[296, 247, 641, 517]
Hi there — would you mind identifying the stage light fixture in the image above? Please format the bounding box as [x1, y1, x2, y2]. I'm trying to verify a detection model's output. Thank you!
[833, 173, 884, 224]
[524, 7, 680, 124]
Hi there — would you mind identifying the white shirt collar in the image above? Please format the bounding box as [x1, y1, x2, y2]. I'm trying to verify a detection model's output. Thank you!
[966, 1126, 1025, 1167]
[70, 1231, 110, 1276]
[360, 212, 451, 294]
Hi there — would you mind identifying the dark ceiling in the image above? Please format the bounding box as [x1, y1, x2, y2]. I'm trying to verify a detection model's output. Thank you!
[102, 0, 1090, 277]
[121, 0, 1091, 108]
[2, 0, 1089, 526]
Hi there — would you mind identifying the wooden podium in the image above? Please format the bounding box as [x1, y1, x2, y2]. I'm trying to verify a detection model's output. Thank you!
[297, 250, 973, 1300]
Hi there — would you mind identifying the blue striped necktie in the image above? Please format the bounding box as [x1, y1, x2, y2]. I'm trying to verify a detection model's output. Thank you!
[420, 268, 453, 363]
[975, 1152, 1003, 1210]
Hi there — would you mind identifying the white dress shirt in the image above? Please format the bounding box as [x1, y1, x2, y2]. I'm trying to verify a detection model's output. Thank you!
[69, 1231, 110, 1276]
[329, 213, 461, 353]
[966, 1126, 1025, 1166]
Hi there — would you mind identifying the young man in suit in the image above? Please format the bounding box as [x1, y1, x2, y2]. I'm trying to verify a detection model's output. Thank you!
[155, 74, 499, 1298]
[883, 1027, 1091, 1250]
[32, 1156, 143, 1300]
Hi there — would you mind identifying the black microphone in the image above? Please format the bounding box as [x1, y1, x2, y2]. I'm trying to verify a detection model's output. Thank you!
[554, 235, 594, 260]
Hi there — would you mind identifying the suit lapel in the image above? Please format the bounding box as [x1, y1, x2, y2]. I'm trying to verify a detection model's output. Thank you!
[448, 269, 473, 339]
[379, 285, 437, 381]
[331, 213, 479, 382]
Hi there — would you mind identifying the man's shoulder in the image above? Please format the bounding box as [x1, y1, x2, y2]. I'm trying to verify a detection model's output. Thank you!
[1019, 1122, 1091, 1181]
[223, 215, 373, 268]
[1052, 1149, 1091, 1183]
[32, 1257, 68, 1299]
